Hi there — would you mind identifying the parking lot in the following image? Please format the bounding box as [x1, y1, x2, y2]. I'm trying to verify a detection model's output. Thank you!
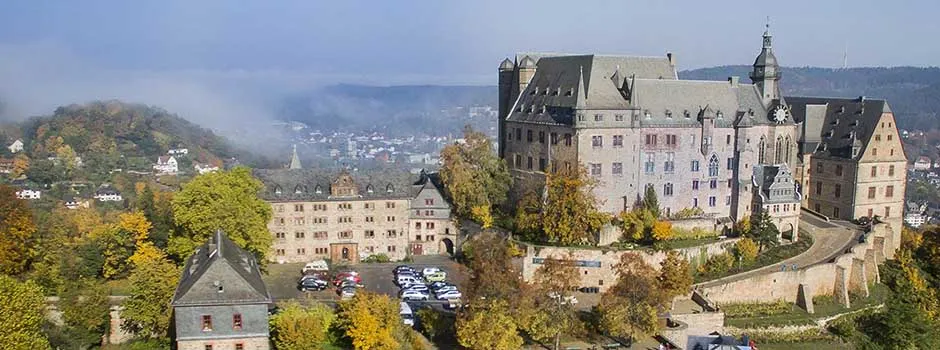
[262, 255, 467, 309]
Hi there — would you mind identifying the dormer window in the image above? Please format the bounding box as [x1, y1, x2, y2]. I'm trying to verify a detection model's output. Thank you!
[315, 185, 323, 194]
[838, 105, 845, 114]
[554, 87, 560, 96]
[748, 109, 754, 116]
[665, 109, 673, 118]
[684, 110, 691, 118]
[274, 186, 282, 195]
[716, 111, 723, 119]
[386, 184, 394, 193]
[294, 185, 304, 194]
[644, 110, 651, 119]
[531, 87, 537, 95]
[566, 88, 573, 96]
[366, 185, 374, 193]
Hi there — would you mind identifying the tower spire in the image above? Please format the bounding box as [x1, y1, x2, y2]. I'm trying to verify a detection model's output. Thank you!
[750, 19, 780, 104]
[289, 144, 302, 169]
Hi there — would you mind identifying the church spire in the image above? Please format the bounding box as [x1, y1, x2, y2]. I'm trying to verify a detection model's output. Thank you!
[289, 144, 302, 169]
[750, 17, 780, 105]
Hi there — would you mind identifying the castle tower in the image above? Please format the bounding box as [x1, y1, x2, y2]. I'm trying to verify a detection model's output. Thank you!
[749, 21, 781, 105]
[497, 58, 516, 158]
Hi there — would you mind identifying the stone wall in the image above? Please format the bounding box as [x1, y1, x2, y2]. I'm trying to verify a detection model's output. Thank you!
[696, 222, 894, 306]
[177, 337, 270, 350]
[520, 238, 737, 292]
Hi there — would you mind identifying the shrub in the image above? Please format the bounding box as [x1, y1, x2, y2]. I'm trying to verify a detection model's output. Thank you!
[362, 254, 391, 263]
[698, 253, 734, 276]
[733, 238, 759, 264]
[721, 300, 793, 318]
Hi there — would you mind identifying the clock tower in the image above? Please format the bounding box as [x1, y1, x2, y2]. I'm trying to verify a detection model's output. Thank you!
[750, 21, 780, 106]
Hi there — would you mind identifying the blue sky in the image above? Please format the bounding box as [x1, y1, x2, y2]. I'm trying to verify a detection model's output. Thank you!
[0, 0, 936, 122]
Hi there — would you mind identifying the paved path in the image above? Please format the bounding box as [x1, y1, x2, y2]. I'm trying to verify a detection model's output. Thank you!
[695, 214, 859, 289]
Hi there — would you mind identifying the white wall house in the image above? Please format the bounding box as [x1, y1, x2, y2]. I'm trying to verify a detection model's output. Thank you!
[913, 156, 932, 171]
[153, 156, 178, 175]
[7, 139, 23, 153]
[168, 148, 189, 155]
[16, 188, 41, 200]
[194, 162, 219, 174]
[94, 189, 123, 202]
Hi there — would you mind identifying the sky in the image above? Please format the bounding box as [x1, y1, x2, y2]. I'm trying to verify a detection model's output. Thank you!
[0, 0, 936, 123]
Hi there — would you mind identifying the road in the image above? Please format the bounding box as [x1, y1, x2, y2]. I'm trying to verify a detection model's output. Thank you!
[695, 213, 860, 289]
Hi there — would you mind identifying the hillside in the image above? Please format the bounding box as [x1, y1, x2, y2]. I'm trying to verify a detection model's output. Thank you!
[681, 66, 940, 131]
[1, 100, 240, 182]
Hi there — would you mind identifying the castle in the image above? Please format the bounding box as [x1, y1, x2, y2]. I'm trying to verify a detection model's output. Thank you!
[497, 25, 906, 236]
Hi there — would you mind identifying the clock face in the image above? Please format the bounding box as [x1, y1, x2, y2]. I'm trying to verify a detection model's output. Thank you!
[773, 106, 789, 123]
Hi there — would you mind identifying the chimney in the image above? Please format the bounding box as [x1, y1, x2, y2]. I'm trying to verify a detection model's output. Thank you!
[728, 76, 740, 87]
[667, 52, 676, 66]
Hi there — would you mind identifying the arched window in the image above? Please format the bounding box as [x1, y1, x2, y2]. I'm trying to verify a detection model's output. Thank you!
[758, 136, 766, 164]
[708, 154, 720, 177]
[774, 136, 783, 164]
[785, 135, 792, 164]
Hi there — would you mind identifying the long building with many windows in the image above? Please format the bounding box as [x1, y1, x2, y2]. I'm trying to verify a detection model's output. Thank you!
[254, 168, 456, 263]
[497, 25, 906, 238]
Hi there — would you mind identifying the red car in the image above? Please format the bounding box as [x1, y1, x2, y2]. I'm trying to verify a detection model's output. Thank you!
[332, 272, 362, 286]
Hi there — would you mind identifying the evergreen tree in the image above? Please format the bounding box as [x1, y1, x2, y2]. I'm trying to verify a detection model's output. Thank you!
[747, 210, 780, 251]
[642, 185, 660, 218]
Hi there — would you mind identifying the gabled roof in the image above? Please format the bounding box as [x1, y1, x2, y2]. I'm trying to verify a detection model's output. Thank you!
[787, 96, 890, 160]
[253, 167, 422, 201]
[172, 230, 270, 306]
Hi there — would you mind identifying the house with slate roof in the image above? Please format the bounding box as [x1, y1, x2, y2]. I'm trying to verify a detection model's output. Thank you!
[172, 230, 272, 350]
[497, 24, 906, 237]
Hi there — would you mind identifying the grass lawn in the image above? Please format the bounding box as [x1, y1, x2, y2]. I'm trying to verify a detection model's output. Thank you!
[724, 284, 890, 328]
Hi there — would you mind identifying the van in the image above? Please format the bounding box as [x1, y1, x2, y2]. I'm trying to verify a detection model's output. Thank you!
[400, 302, 414, 326]
[396, 275, 418, 287]
[424, 271, 447, 283]
[302, 260, 329, 273]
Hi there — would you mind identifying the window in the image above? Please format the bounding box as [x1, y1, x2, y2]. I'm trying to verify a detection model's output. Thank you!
[276, 205, 284, 212]
[527, 130, 533, 142]
[835, 184, 841, 198]
[297, 248, 306, 255]
[661, 152, 675, 173]
[415, 222, 422, 230]
[514, 154, 522, 168]
[338, 203, 352, 210]
[692, 180, 699, 190]
[428, 222, 435, 229]
[365, 230, 375, 239]
[875, 135, 881, 141]
[550, 132, 558, 144]
[833, 207, 841, 219]
[314, 231, 327, 239]
[665, 134, 677, 146]
[387, 246, 397, 252]
[871, 166, 877, 177]
[816, 182, 823, 195]
[592, 135, 603, 148]
[295, 232, 305, 239]
[645, 134, 657, 146]
[594, 114, 604, 121]
[868, 187, 876, 199]
[890, 149, 895, 156]
[539, 131, 545, 143]
[386, 202, 396, 209]
[564, 133, 572, 146]
[615, 114, 624, 121]
[889, 165, 895, 176]
[202, 315, 213, 331]
[885, 206, 891, 218]
[233, 314, 243, 330]
[835, 165, 843, 176]
[387, 230, 398, 238]
[873, 148, 878, 156]
[888, 134, 893, 141]
[727, 179, 733, 188]
[365, 216, 374, 223]
[539, 158, 547, 171]
[708, 196, 717, 207]
[294, 204, 304, 212]
[612, 162, 623, 175]
[726, 196, 731, 205]
[276, 232, 286, 239]
[527, 156, 533, 170]
[817, 163, 824, 174]
[315, 247, 328, 254]
[416, 234, 422, 241]
[868, 208, 874, 217]
[664, 183, 674, 196]
[205, 345, 213, 350]
[693, 198, 699, 207]
[338, 216, 352, 223]
[515, 128, 521, 140]
[590, 163, 602, 176]
[276, 249, 285, 256]
[708, 155, 719, 177]
[236, 344, 244, 350]
[726, 158, 733, 170]
[644, 153, 655, 173]
[710, 179, 718, 189]
[425, 198, 434, 205]
[293, 217, 305, 225]
[691, 160, 700, 172]
[886, 185, 894, 198]
[387, 216, 396, 222]
[613, 135, 624, 147]
[726, 135, 732, 145]
[364, 202, 374, 209]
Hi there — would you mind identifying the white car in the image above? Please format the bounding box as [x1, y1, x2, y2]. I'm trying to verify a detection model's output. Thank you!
[400, 290, 430, 301]
[434, 285, 458, 294]
[435, 290, 462, 300]
[396, 275, 419, 287]
[403, 284, 429, 293]
[301, 260, 329, 273]
[421, 267, 442, 277]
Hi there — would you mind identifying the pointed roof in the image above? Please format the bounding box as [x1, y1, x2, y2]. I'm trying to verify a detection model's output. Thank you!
[499, 58, 515, 71]
[289, 144, 302, 169]
[172, 230, 271, 306]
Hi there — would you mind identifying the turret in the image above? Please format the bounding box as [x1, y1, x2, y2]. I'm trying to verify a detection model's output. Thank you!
[749, 22, 781, 105]
[517, 56, 537, 96]
[497, 58, 516, 158]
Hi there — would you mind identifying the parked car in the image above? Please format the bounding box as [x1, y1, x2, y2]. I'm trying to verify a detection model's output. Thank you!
[421, 267, 442, 277]
[299, 278, 328, 292]
[339, 286, 357, 299]
[301, 260, 329, 273]
[435, 290, 462, 300]
[403, 283, 429, 293]
[396, 275, 419, 287]
[399, 290, 430, 301]
[340, 280, 364, 289]
[394, 266, 416, 275]
[334, 272, 362, 286]
[434, 285, 458, 294]
[400, 302, 415, 326]
[424, 271, 447, 282]
[300, 272, 328, 281]
[428, 281, 451, 290]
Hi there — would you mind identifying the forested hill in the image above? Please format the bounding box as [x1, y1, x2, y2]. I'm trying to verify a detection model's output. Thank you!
[0, 101, 239, 181]
[681, 66, 940, 131]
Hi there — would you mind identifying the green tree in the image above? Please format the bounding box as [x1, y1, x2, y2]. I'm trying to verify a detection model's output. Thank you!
[747, 210, 780, 251]
[518, 168, 609, 245]
[659, 250, 693, 302]
[0, 185, 39, 275]
[733, 237, 759, 264]
[642, 185, 661, 218]
[456, 299, 523, 350]
[335, 292, 402, 350]
[617, 208, 656, 243]
[0, 276, 51, 350]
[169, 166, 273, 261]
[58, 280, 111, 347]
[596, 253, 665, 343]
[121, 246, 179, 339]
[270, 300, 336, 350]
[439, 126, 511, 221]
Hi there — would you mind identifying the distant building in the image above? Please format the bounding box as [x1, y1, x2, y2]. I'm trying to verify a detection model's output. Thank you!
[194, 162, 220, 175]
[7, 139, 23, 153]
[154, 156, 179, 175]
[168, 148, 189, 156]
[0, 158, 13, 174]
[64, 196, 90, 209]
[94, 186, 123, 202]
[172, 230, 272, 350]
[16, 188, 41, 200]
[905, 202, 928, 228]
[913, 156, 932, 171]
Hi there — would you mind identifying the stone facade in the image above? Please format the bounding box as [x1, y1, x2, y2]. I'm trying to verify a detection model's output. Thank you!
[752, 164, 801, 239]
[255, 168, 457, 263]
[496, 26, 906, 234]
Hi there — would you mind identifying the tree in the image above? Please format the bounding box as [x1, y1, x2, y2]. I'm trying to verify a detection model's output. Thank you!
[733, 215, 751, 237]
[518, 168, 609, 245]
[12, 154, 29, 177]
[747, 210, 780, 251]
[456, 299, 523, 350]
[651, 220, 673, 242]
[118, 211, 153, 243]
[642, 185, 661, 218]
[121, 245, 179, 339]
[733, 237, 759, 264]
[170, 166, 272, 261]
[439, 126, 511, 221]
[659, 250, 693, 302]
[0, 185, 38, 275]
[335, 292, 402, 350]
[58, 280, 111, 347]
[0, 276, 51, 350]
[462, 232, 521, 301]
[596, 253, 665, 343]
[617, 208, 656, 243]
[518, 255, 581, 350]
[470, 205, 494, 229]
[269, 300, 336, 350]
[94, 225, 136, 279]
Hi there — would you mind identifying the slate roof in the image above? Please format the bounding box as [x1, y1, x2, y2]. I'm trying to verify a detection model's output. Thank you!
[787, 96, 890, 160]
[753, 164, 800, 204]
[630, 79, 768, 128]
[253, 167, 425, 202]
[172, 230, 271, 306]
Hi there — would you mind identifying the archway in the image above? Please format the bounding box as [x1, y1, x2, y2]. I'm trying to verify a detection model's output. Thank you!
[442, 238, 455, 256]
[783, 223, 796, 242]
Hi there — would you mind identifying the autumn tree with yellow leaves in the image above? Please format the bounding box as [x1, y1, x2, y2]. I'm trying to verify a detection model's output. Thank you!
[516, 168, 609, 245]
[439, 126, 511, 222]
[0, 185, 39, 275]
